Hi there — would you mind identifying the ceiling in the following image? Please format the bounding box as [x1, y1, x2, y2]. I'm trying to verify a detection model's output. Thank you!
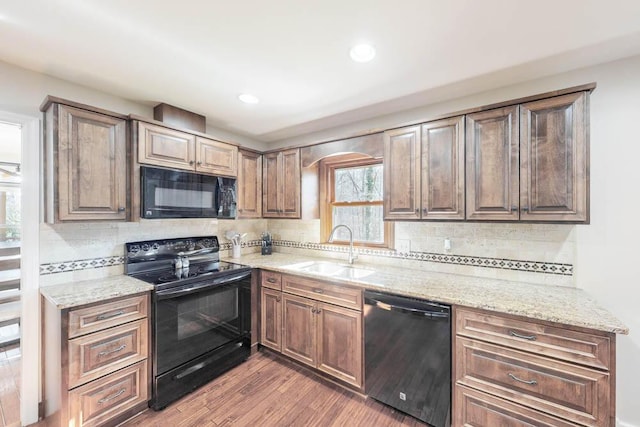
[2, 1, 640, 143]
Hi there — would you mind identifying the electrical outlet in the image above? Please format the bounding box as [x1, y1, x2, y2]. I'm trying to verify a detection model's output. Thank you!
[444, 238, 451, 251]
[399, 392, 407, 401]
[397, 239, 411, 254]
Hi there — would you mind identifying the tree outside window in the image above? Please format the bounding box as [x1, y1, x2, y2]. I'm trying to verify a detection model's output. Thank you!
[320, 156, 392, 247]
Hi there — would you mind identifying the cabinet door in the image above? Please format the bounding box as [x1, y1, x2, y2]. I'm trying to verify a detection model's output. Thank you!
[262, 149, 301, 218]
[383, 126, 421, 220]
[262, 152, 280, 217]
[421, 116, 465, 219]
[57, 105, 127, 221]
[195, 137, 238, 177]
[260, 288, 282, 351]
[137, 121, 195, 170]
[282, 294, 316, 367]
[237, 150, 262, 218]
[466, 106, 520, 220]
[280, 148, 301, 218]
[316, 303, 362, 387]
[520, 92, 589, 222]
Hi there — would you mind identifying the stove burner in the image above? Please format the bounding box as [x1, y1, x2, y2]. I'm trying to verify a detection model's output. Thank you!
[158, 271, 198, 283]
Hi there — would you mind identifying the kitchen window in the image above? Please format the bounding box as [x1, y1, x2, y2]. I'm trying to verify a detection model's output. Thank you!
[320, 156, 392, 248]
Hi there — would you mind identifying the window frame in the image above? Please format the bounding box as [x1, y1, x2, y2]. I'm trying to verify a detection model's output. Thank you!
[319, 155, 393, 249]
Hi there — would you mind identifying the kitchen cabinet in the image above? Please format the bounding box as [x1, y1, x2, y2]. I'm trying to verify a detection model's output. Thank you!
[43, 293, 150, 427]
[262, 148, 301, 218]
[384, 116, 465, 220]
[137, 121, 238, 177]
[261, 272, 363, 388]
[260, 271, 282, 352]
[237, 150, 263, 218]
[466, 106, 520, 220]
[466, 91, 589, 222]
[453, 306, 615, 427]
[520, 92, 589, 222]
[42, 98, 128, 222]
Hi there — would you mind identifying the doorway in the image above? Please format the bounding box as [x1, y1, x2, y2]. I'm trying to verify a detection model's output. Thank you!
[0, 113, 39, 426]
[0, 121, 21, 427]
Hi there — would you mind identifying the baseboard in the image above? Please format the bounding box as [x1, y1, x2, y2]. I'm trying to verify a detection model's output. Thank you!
[617, 418, 639, 427]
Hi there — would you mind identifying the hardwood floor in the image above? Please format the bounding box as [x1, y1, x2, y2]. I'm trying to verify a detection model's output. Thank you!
[122, 351, 425, 427]
[0, 342, 20, 427]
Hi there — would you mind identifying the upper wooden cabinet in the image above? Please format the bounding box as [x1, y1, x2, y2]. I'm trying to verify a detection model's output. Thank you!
[137, 121, 238, 177]
[466, 106, 520, 221]
[262, 148, 301, 218]
[520, 92, 589, 222]
[383, 126, 421, 220]
[195, 136, 238, 176]
[466, 91, 589, 222]
[384, 117, 465, 220]
[43, 101, 128, 222]
[237, 150, 262, 218]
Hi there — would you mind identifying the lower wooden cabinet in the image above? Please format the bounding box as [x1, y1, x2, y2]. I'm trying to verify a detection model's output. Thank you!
[454, 385, 581, 427]
[453, 307, 615, 427]
[260, 287, 282, 352]
[260, 272, 363, 388]
[43, 293, 151, 427]
[68, 360, 148, 427]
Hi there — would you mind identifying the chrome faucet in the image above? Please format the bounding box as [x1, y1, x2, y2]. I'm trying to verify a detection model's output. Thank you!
[328, 224, 358, 264]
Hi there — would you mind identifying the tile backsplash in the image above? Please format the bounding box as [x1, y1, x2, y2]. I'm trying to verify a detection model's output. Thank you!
[39, 218, 266, 286]
[265, 219, 576, 287]
[39, 217, 576, 288]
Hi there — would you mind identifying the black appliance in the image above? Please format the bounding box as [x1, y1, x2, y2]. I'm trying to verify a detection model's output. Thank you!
[141, 166, 237, 219]
[364, 290, 451, 427]
[125, 236, 252, 410]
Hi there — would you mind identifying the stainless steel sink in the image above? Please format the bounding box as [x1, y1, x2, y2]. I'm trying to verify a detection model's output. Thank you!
[284, 261, 375, 280]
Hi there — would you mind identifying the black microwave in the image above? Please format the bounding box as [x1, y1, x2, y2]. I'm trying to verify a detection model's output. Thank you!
[141, 166, 236, 219]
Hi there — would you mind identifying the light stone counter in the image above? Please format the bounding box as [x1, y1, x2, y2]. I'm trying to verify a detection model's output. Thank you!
[225, 252, 629, 335]
[41, 275, 154, 309]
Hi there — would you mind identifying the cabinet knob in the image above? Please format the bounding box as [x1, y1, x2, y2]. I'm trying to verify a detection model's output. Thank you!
[197, 161, 202, 166]
[117, 207, 125, 212]
[276, 297, 281, 302]
[189, 160, 195, 165]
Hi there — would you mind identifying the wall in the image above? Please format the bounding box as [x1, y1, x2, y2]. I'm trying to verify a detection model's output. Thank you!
[270, 55, 640, 426]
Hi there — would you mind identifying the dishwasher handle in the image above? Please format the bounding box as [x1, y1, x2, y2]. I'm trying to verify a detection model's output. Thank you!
[365, 294, 450, 319]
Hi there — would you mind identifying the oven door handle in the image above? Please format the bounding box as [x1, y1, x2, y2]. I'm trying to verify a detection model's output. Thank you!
[155, 271, 252, 300]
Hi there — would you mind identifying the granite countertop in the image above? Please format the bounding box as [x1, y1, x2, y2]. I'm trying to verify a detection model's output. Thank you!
[224, 253, 629, 335]
[41, 275, 154, 309]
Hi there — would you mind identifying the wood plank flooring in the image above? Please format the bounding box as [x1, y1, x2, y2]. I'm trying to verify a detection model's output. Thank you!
[0, 342, 20, 427]
[122, 351, 425, 427]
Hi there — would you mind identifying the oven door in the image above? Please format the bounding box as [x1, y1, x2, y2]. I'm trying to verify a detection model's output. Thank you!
[153, 271, 251, 376]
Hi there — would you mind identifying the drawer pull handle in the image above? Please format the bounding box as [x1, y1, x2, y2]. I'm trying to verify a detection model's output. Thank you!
[509, 330, 536, 341]
[313, 288, 324, 294]
[98, 388, 126, 404]
[98, 344, 127, 357]
[267, 278, 277, 283]
[96, 310, 125, 320]
[508, 373, 538, 386]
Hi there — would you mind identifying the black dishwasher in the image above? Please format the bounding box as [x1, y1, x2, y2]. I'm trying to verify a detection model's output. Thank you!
[364, 290, 451, 427]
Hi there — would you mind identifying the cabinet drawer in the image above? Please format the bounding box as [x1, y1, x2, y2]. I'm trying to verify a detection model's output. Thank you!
[68, 360, 148, 427]
[456, 307, 611, 369]
[68, 294, 149, 338]
[454, 385, 581, 427]
[282, 274, 361, 311]
[456, 337, 610, 426]
[261, 271, 282, 290]
[68, 319, 148, 388]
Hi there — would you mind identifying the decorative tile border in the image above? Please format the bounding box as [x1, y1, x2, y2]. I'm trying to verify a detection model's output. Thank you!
[272, 240, 573, 276]
[40, 256, 125, 275]
[39, 240, 572, 277]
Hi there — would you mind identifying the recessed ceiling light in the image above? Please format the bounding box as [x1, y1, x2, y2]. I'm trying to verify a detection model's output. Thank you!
[349, 44, 376, 63]
[238, 93, 259, 104]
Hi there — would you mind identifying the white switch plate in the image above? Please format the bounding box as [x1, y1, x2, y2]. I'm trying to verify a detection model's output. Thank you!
[397, 239, 411, 253]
